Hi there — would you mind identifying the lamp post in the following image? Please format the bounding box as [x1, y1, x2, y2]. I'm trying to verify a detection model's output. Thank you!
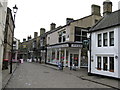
[10, 4, 18, 74]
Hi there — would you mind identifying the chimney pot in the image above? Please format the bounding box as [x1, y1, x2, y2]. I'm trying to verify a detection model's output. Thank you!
[50, 23, 56, 30]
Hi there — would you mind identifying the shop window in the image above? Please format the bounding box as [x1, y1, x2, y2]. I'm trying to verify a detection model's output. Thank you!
[103, 33, 108, 46]
[47, 50, 51, 62]
[61, 50, 64, 62]
[109, 31, 114, 46]
[109, 57, 114, 72]
[98, 34, 101, 47]
[57, 50, 59, 60]
[66, 50, 68, 64]
[103, 57, 108, 71]
[97, 56, 101, 70]
[52, 50, 55, 60]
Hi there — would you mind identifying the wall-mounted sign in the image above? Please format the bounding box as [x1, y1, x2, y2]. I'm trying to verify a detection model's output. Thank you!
[71, 44, 82, 48]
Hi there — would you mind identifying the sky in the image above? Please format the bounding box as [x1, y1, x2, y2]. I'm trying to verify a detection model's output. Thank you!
[8, 0, 119, 42]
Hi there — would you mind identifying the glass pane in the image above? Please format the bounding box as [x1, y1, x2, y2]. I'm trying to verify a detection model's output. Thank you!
[75, 27, 81, 35]
[103, 57, 108, 71]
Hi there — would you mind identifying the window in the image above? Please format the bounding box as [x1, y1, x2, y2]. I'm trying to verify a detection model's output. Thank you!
[109, 57, 114, 72]
[58, 30, 66, 43]
[13, 41, 16, 45]
[98, 34, 101, 47]
[97, 56, 101, 70]
[103, 33, 108, 46]
[109, 31, 114, 46]
[103, 57, 108, 71]
[75, 27, 81, 42]
[95, 19, 98, 23]
[74, 27, 87, 42]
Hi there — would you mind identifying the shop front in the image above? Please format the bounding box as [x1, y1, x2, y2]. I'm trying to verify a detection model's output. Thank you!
[47, 43, 83, 68]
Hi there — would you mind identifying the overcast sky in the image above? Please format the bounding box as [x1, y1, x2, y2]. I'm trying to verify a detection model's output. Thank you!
[8, 0, 119, 42]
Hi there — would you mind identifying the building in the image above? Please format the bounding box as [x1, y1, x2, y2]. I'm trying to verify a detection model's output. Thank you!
[2, 7, 15, 69]
[12, 37, 20, 62]
[39, 28, 47, 63]
[0, 0, 7, 69]
[19, 32, 40, 62]
[88, 0, 120, 78]
[46, 4, 102, 68]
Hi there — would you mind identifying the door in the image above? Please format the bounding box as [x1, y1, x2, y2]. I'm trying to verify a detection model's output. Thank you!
[70, 54, 79, 67]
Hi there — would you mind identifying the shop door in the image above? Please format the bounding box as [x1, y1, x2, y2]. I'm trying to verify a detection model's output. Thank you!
[70, 54, 79, 66]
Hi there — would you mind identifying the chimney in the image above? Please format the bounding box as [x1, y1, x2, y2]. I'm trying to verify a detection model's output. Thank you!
[103, 0, 112, 16]
[66, 18, 74, 24]
[27, 35, 32, 40]
[50, 23, 56, 30]
[40, 28, 46, 35]
[91, 4, 101, 16]
[34, 32, 38, 38]
[23, 38, 26, 42]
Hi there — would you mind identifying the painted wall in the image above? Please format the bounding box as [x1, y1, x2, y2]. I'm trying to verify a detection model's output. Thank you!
[118, 26, 120, 78]
[91, 26, 119, 78]
[0, 0, 7, 69]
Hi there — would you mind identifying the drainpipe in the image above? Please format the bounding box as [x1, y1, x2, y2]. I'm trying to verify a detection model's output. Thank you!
[88, 33, 92, 75]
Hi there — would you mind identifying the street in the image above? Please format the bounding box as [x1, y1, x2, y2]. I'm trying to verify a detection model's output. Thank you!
[4, 62, 111, 88]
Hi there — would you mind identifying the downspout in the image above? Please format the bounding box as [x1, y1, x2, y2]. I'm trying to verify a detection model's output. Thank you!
[88, 32, 92, 75]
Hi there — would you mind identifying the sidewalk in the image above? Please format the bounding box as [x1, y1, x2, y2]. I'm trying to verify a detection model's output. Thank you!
[2, 63, 18, 89]
[41, 63, 120, 89]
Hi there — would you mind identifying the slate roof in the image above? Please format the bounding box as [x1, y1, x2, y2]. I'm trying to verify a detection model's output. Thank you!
[89, 9, 120, 32]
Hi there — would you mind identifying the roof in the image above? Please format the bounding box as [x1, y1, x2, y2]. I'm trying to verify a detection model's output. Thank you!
[89, 10, 120, 32]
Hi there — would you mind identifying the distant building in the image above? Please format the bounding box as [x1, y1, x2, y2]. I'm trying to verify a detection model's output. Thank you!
[12, 37, 20, 62]
[46, 4, 102, 68]
[88, 0, 120, 78]
[19, 32, 40, 62]
[0, 0, 8, 69]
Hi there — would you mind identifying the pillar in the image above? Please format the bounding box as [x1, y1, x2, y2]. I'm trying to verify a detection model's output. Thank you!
[78, 49, 81, 69]
[64, 48, 66, 67]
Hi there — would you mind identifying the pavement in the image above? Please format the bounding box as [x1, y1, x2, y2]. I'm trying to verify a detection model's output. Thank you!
[2, 62, 120, 89]
[41, 63, 120, 89]
[2, 63, 18, 90]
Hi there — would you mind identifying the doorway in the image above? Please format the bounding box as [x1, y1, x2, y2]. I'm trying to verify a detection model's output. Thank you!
[70, 54, 79, 67]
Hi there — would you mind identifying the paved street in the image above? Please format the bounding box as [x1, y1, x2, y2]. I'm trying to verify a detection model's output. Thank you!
[4, 62, 113, 88]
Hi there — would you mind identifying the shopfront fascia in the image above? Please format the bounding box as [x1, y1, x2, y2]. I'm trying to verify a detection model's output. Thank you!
[47, 43, 83, 68]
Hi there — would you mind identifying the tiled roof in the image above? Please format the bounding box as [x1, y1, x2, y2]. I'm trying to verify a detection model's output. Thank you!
[89, 10, 120, 32]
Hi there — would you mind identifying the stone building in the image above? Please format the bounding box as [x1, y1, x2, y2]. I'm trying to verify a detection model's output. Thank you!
[46, 4, 102, 68]
[3, 7, 14, 69]
[0, 0, 7, 70]
[19, 32, 40, 62]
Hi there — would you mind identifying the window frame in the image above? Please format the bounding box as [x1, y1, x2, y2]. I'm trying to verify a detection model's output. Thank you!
[103, 32, 108, 46]
[98, 34, 102, 47]
[97, 56, 101, 70]
[109, 57, 114, 72]
[109, 31, 114, 46]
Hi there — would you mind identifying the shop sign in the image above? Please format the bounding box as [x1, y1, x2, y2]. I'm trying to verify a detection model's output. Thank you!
[47, 44, 69, 49]
[71, 44, 82, 48]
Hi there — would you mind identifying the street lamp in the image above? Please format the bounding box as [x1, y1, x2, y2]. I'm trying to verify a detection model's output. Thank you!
[10, 4, 18, 74]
